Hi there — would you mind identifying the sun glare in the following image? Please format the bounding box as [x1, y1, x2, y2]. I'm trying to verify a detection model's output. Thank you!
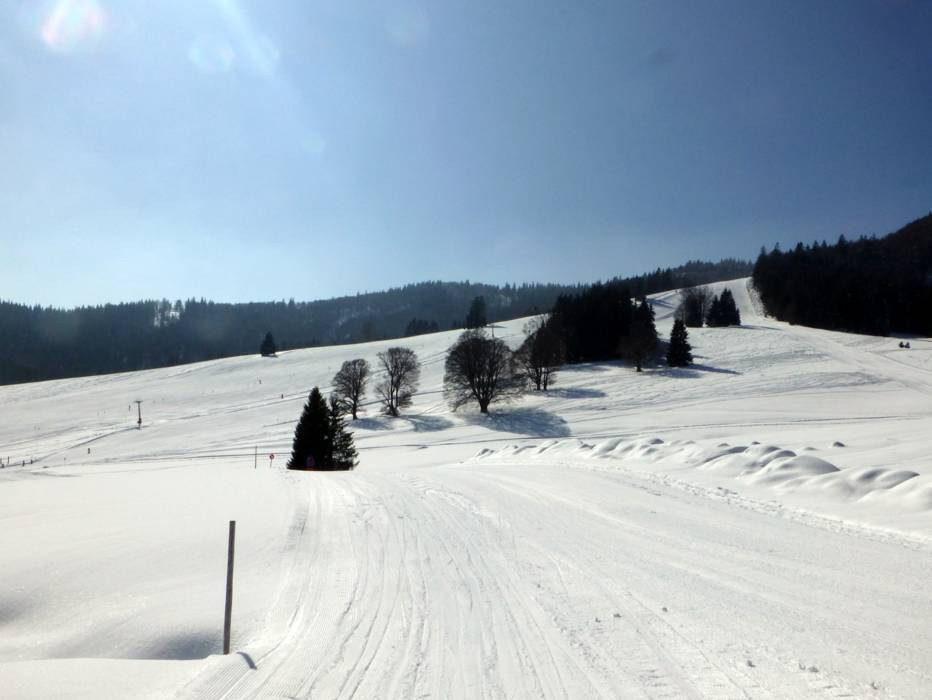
[40, 0, 106, 52]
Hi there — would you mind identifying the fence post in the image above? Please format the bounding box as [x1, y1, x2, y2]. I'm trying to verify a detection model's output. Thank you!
[223, 520, 235, 654]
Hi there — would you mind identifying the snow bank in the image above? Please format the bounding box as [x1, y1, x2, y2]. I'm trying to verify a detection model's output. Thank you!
[475, 436, 932, 517]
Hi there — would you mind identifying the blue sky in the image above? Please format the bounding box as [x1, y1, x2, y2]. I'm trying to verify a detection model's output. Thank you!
[2, 0, 930, 307]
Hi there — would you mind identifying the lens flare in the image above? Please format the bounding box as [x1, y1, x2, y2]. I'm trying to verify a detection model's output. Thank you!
[40, 0, 106, 52]
[188, 35, 236, 74]
[213, 0, 280, 76]
[249, 34, 279, 76]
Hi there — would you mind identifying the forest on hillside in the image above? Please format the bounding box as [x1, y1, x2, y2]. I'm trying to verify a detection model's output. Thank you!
[752, 213, 932, 336]
[0, 259, 749, 385]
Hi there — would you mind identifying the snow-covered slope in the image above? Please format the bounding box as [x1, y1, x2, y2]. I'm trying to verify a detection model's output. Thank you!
[2, 278, 931, 698]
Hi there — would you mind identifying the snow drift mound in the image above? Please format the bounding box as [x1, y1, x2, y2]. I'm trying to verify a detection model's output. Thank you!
[474, 437, 930, 515]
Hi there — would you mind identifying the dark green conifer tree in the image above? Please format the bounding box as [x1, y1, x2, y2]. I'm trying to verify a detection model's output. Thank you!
[705, 295, 723, 326]
[328, 395, 358, 470]
[622, 299, 658, 372]
[287, 387, 331, 469]
[260, 331, 277, 356]
[667, 318, 693, 367]
[465, 296, 488, 329]
[719, 288, 741, 325]
[705, 288, 741, 326]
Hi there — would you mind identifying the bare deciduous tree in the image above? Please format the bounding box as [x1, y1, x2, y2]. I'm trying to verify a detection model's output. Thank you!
[676, 285, 713, 327]
[515, 316, 565, 391]
[375, 347, 420, 417]
[332, 358, 370, 419]
[443, 330, 523, 413]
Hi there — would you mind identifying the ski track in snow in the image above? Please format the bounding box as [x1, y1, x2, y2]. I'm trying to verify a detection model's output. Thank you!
[176, 463, 932, 699]
[2, 277, 931, 698]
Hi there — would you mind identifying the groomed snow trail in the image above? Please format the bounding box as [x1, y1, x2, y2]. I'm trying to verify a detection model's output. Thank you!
[179, 461, 931, 699]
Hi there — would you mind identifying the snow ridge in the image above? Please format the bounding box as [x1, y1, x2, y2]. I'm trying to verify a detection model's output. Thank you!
[475, 436, 932, 545]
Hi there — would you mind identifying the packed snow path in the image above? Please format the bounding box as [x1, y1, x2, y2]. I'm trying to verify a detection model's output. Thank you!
[179, 461, 931, 699]
[2, 278, 931, 698]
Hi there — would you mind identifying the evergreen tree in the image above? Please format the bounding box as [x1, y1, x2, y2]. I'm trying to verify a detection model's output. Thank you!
[667, 318, 693, 367]
[260, 331, 277, 356]
[622, 299, 658, 372]
[707, 288, 741, 326]
[720, 288, 741, 325]
[752, 213, 931, 336]
[705, 295, 723, 326]
[328, 395, 358, 470]
[404, 318, 440, 336]
[287, 388, 331, 469]
[551, 281, 635, 362]
[360, 320, 378, 342]
[465, 296, 487, 329]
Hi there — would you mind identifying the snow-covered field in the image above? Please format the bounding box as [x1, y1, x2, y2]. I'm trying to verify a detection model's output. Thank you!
[1, 278, 930, 698]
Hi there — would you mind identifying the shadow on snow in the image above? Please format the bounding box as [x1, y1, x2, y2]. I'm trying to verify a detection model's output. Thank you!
[97, 630, 220, 661]
[353, 414, 454, 432]
[540, 386, 606, 399]
[464, 407, 570, 438]
[652, 363, 741, 378]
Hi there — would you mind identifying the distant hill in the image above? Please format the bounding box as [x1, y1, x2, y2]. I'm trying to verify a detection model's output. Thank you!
[753, 213, 932, 336]
[0, 258, 750, 385]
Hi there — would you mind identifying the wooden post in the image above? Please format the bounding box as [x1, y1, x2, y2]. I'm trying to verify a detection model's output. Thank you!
[254, 446, 257, 469]
[223, 520, 235, 654]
